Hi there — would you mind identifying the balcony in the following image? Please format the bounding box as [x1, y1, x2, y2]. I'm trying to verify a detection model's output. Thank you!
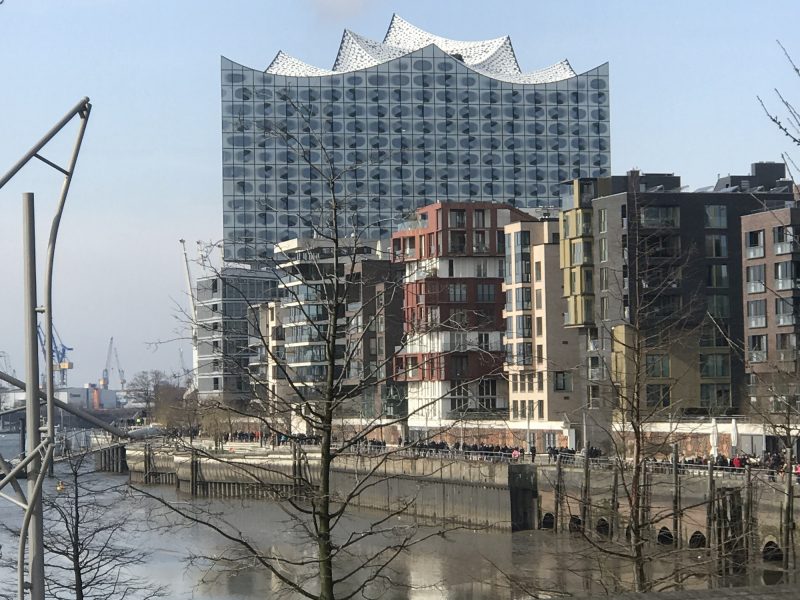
[748, 350, 767, 363]
[778, 350, 797, 362]
[747, 281, 766, 294]
[748, 316, 766, 328]
[473, 243, 490, 254]
[775, 241, 799, 255]
[776, 314, 796, 326]
[775, 278, 799, 291]
[588, 367, 603, 381]
[587, 339, 600, 352]
[746, 246, 765, 259]
[446, 406, 510, 420]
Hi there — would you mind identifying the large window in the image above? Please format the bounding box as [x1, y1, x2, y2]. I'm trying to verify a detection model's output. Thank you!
[746, 264, 766, 293]
[646, 384, 670, 408]
[599, 238, 608, 262]
[476, 283, 496, 302]
[448, 283, 467, 302]
[705, 234, 728, 258]
[640, 206, 680, 228]
[516, 315, 532, 338]
[599, 267, 609, 291]
[707, 295, 730, 318]
[449, 209, 466, 228]
[747, 299, 766, 328]
[700, 383, 730, 409]
[571, 240, 593, 265]
[774, 225, 796, 254]
[707, 264, 729, 288]
[774, 261, 798, 290]
[746, 230, 765, 258]
[775, 297, 796, 326]
[700, 354, 730, 377]
[554, 371, 572, 392]
[477, 378, 497, 409]
[449, 380, 468, 411]
[646, 354, 670, 378]
[704, 205, 727, 228]
[599, 208, 608, 233]
[748, 335, 767, 363]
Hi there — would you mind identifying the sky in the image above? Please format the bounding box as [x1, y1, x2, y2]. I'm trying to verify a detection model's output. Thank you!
[0, 0, 797, 388]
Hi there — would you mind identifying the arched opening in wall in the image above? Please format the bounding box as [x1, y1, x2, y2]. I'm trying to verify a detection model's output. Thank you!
[688, 531, 706, 549]
[657, 527, 674, 545]
[763, 541, 784, 562]
[762, 569, 785, 586]
[568, 515, 583, 533]
[541, 513, 554, 529]
[595, 517, 610, 536]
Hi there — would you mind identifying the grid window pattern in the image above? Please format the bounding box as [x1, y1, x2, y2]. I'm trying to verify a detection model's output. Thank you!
[221, 48, 611, 262]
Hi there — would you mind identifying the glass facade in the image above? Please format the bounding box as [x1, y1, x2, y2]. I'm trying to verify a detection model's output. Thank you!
[222, 39, 610, 263]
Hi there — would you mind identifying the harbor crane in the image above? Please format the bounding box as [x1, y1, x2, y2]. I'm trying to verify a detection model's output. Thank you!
[114, 345, 126, 390]
[36, 324, 73, 387]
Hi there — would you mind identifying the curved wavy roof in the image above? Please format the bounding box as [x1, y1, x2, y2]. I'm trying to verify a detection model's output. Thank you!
[264, 14, 577, 84]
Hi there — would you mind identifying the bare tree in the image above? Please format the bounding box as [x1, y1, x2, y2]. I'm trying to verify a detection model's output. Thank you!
[759, 41, 800, 148]
[139, 95, 491, 599]
[127, 370, 170, 418]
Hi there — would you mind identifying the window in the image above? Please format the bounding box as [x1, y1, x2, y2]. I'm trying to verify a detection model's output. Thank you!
[646, 384, 670, 407]
[477, 379, 497, 409]
[700, 384, 730, 409]
[478, 333, 491, 351]
[597, 238, 607, 263]
[700, 354, 730, 377]
[640, 206, 680, 228]
[536, 344, 543, 364]
[600, 296, 609, 320]
[451, 355, 468, 377]
[646, 354, 670, 378]
[515, 287, 532, 309]
[700, 321, 729, 347]
[777, 333, 796, 361]
[746, 230, 765, 258]
[571, 241, 593, 265]
[476, 283, 495, 302]
[497, 231, 505, 254]
[450, 310, 468, 328]
[534, 261, 542, 281]
[774, 261, 798, 290]
[449, 380, 468, 411]
[535, 316, 543, 336]
[473, 230, 488, 253]
[449, 209, 466, 228]
[704, 205, 727, 228]
[583, 269, 593, 293]
[776, 297, 796, 326]
[707, 295, 730, 318]
[705, 234, 728, 258]
[774, 225, 796, 254]
[746, 264, 766, 293]
[537, 399, 544, 419]
[599, 267, 609, 291]
[588, 356, 602, 380]
[516, 315, 532, 338]
[537, 372, 544, 391]
[554, 371, 572, 391]
[519, 396, 526, 417]
[473, 209, 486, 229]
[599, 208, 608, 233]
[748, 335, 767, 363]
[407, 357, 419, 378]
[535, 289, 542, 310]
[515, 258, 531, 283]
[448, 283, 467, 302]
[747, 299, 766, 328]
[511, 400, 518, 419]
[448, 259, 454, 277]
[475, 259, 488, 278]
[449, 231, 466, 253]
[212, 377, 219, 390]
[707, 265, 729, 288]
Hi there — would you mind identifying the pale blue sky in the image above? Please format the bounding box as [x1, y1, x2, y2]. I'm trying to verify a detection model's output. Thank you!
[0, 0, 797, 386]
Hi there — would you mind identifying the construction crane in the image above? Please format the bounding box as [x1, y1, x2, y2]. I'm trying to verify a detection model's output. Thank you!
[113, 345, 126, 390]
[36, 324, 74, 387]
[99, 336, 114, 389]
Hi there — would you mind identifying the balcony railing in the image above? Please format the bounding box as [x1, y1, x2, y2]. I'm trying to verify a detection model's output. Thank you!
[775, 241, 799, 255]
[777, 350, 797, 362]
[588, 367, 603, 380]
[746, 246, 765, 259]
[446, 406, 510, 420]
[776, 314, 796, 326]
[748, 350, 767, 363]
[587, 339, 600, 352]
[748, 316, 767, 328]
[747, 281, 766, 293]
[775, 278, 799, 291]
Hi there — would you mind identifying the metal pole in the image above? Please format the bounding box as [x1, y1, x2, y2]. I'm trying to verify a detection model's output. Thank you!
[23, 193, 45, 600]
[672, 442, 680, 549]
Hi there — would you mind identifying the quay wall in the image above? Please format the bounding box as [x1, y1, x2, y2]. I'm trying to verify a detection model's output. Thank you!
[122, 446, 529, 530]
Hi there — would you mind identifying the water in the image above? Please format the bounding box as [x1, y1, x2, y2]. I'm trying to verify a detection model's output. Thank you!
[0, 434, 791, 598]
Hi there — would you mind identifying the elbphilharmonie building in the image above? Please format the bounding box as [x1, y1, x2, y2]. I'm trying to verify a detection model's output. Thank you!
[221, 14, 610, 263]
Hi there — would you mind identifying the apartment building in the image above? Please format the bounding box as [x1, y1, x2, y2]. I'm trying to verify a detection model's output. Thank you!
[392, 202, 528, 439]
[503, 216, 582, 451]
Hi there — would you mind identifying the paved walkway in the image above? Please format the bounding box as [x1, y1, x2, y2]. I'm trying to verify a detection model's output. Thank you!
[603, 585, 796, 599]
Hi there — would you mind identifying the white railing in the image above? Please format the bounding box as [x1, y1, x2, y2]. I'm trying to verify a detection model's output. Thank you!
[748, 350, 767, 363]
[746, 246, 765, 259]
[747, 281, 766, 293]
